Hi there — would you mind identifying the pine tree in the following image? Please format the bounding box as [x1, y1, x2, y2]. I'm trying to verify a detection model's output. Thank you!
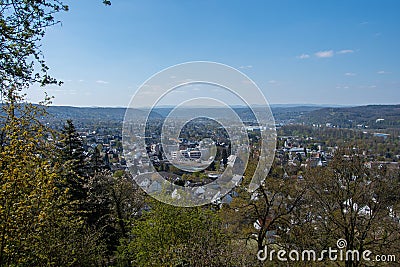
[57, 119, 88, 202]
[222, 148, 228, 165]
[90, 145, 104, 172]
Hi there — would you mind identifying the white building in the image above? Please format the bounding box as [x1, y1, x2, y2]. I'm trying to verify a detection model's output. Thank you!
[189, 150, 201, 159]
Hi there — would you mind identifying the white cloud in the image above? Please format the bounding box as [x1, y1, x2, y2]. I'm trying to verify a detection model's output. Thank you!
[297, 53, 310, 59]
[177, 78, 194, 84]
[96, 80, 109, 84]
[377, 70, 390, 74]
[315, 50, 334, 58]
[78, 79, 85, 82]
[337, 49, 354, 54]
[299, 49, 353, 59]
[268, 80, 278, 84]
[358, 85, 379, 89]
[239, 65, 253, 69]
[345, 72, 356, 76]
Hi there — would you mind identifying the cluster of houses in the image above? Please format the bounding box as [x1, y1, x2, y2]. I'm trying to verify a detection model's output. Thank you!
[75, 129, 127, 172]
[276, 136, 334, 169]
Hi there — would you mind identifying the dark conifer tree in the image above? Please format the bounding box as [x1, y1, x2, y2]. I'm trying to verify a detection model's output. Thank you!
[57, 119, 88, 202]
[89, 145, 109, 174]
[222, 148, 228, 165]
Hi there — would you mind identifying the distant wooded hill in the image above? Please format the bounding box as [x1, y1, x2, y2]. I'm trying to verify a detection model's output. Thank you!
[44, 106, 163, 123]
[297, 105, 400, 129]
[36, 104, 400, 129]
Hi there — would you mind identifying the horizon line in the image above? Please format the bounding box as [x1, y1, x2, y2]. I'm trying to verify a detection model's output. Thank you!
[42, 103, 400, 109]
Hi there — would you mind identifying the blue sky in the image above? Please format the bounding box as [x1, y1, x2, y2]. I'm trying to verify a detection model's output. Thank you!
[27, 0, 400, 107]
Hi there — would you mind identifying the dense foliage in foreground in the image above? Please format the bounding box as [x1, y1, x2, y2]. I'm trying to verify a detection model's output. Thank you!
[1, 107, 399, 266]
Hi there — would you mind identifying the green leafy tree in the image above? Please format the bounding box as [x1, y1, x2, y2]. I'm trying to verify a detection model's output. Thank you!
[224, 163, 306, 260]
[1, 0, 68, 95]
[1, 1, 111, 265]
[85, 171, 146, 260]
[301, 150, 400, 267]
[0, 93, 106, 266]
[117, 199, 232, 267]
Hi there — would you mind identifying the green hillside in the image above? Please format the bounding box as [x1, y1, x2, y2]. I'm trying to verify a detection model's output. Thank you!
[298, 105, 400, 129]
